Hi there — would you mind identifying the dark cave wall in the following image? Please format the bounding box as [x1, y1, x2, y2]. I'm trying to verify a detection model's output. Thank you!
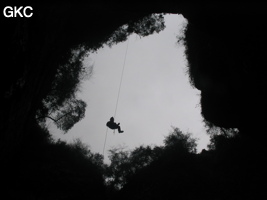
[183, 3, 267, 132]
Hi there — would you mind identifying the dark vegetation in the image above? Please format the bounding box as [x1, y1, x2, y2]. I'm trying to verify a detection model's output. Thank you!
[1, 1, 267, 199]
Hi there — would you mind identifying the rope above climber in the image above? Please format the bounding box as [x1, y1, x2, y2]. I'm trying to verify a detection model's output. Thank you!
[106, 117, 124, 133]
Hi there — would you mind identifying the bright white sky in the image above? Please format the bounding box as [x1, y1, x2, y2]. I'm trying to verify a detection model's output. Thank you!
[50, 14, 210, 163]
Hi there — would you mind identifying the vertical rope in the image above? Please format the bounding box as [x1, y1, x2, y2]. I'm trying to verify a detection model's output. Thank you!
[114, 38, 129, 120]
[102, 38, 130, 157]
[102, 127, 109, 155]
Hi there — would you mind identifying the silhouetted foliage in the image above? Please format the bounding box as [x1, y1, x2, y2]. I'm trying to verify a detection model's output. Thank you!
[105, 145, 163, 191]
[35, 46, 92, 132]
[44, 48, 92, 111]
[38, 98, 87, 132]
[105, 127, 198, 199]
[105, 146, 130, 190]
[164, 127, 197, 154]
[106, 13, 165, 47]
[112, 128, 198, 200]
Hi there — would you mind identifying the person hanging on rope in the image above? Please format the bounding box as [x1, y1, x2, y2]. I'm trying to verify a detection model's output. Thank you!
[106, 117, 124, 133]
